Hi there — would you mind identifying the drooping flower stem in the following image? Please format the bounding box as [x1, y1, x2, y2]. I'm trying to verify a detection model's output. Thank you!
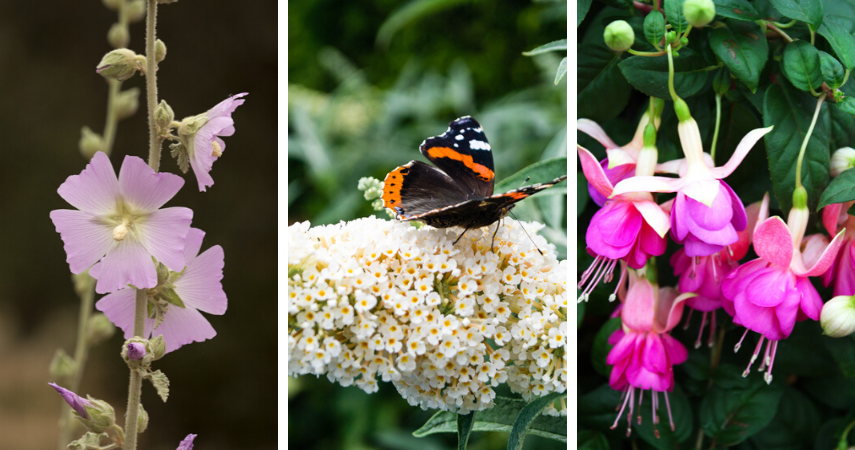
[144, 0, 161, 172]
[123, 288, 147, 450]
[666, 44, 678, 103]
[795, 95, 825, 190]
[710, 93, 722, 162]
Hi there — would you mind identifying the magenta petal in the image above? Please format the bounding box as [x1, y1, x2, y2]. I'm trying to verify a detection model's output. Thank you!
[642, 333, 668, 374]
[745, 267, 790, 307]
[671, 193, 690, 241]
[683, 235, 726, 257]
[797, 277, 823, 320]
[596, 202, 642, 247]
[754, 217, 794, 268]
[660, 333, 688, 365]
[686, 185, 733, 230]
[95, 288, 138, 338]
[49, 210, 114, 274]
[148, 306, 217, 353]
[56, 152, 120, 216]
[680, 179, 722, 207]
[183, 228, 205, 263]
[775, 289, 802, 337]
[136, 207, 193, 272]
[795, 228, 845, 277]
[118, 156, 185, 213]
[823, 203, 843, 236]
[622, 278, 656, 331]
[634, 200, 670, 238]
[639, 222, 667, 257]
[175, 245, 227, 315]
[606, 332, 635, 365]
[734, 295, 784, 340]
[578, 145, 614, 198]
[95, 238, 157, 294]
[723, 183, 748, 231]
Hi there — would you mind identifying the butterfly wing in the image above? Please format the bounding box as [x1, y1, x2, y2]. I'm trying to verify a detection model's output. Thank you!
[382, 160, 472, 220]
[419, 116, 495, 199]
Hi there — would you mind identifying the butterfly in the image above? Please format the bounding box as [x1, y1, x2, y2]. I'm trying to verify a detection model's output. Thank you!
[381, 116, 567, 248]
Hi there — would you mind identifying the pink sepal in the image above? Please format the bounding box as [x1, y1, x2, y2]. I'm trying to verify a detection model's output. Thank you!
[793, 228, 846, 277]
[611, 175, 685, 197]
[710, 126, 773, 179]
[754, 217, 794, 268]
[577, 119, 618, 149]
[634, 200, 671, 238]
[578, 145, 614, 198]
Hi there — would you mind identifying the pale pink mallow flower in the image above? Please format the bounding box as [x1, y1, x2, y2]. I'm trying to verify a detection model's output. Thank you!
[606, 272, 692, 437]
[611, 117, 773, 257]
[50, 152, 192, 294]
[95, 228, 227, 353]
[183, 93, 247, 192]
[578, 145, 670, 302]
[721, 204, 844, 384]
[821, 201, 855, 296]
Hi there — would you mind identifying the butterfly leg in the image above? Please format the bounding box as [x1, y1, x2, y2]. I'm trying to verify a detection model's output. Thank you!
[490, 219, 501, 253]
[453, 223, 475, 245]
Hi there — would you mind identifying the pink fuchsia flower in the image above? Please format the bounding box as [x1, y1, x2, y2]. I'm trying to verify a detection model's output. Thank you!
[606, 271, 693, 437]
[177, 434, 196, 450]
[176, 93, 247, 192]
[611, 114, 773, 257]
[50, 152, 192, 294]
[95, 228, 227, 354]
[578, 144, 670, 302]
[49, 383, 92, 419]
[721, 204, 844, 383]
[821, 201, 855, 296]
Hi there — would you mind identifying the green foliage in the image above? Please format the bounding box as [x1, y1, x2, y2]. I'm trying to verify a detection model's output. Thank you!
[768, 0, 824, 30]
[620, 49, 714, 98]
[643, 12, 667, 48]
[665, 0, 689, 35]
[819, 167, 855, 209]
[710, 21, 769, 92]
[713, 0, 762, 21]
[782, 40, 823, 93]
[818, 15, 855, 70]
[578, 44, 632, 122]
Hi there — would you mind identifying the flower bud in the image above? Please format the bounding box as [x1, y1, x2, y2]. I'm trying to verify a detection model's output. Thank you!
[49, 383, 92, 419]
[792, 185, 808, 210]
[81, 397, 117, 434]
[821, 295, 855, 337]
[102, 0, 121, 11]
[137, 404, 149, 434]
[49, 349, 76, 379]
[126, 0, 146, 23]
[115, 88, 140, 120]
[150, 335, 167, 360]
[108, 23, 129, 48]
[177, 434, 197, 450]
[86, 313, 116, 346]
[684, 0, 716, 28]
[127, 342, 146, 361]
[155, 39, 167, 63]
[604, 20, 634, 52]
[79, 127, 105, 160]
[155, 100, 175, 134]
[831, 147, 855, 177]
[96, 49, 146, 81]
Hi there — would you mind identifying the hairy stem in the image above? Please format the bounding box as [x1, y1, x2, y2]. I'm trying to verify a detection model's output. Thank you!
[145, 0, 161, 171]
[124, 289, 147, 450]
[57, 280, 96, 449]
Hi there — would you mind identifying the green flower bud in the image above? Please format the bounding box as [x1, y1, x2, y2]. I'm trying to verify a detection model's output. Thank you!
[150, 335, 167, 361]
[684, 0, 716, 28]
[96, 49, 146, 81]
[155, 100, 175, 135]
[80, 397, 116, 434]
[115, 87, 140, 120]
[126, 0, 146, 23]
[680, 37, 689, 46]
[604, 20, 635, 52]
[674, 98, 692, 122]
[107, 23, 129, 49]
[102, 0, 121, 11]
[49, 349, 76, 379]
[137, 404, 149, 434]
[79, 127, 105, 160]
[86, 313, 116, 346]
[821, 295, 855, 337]
[792, 185, 808, 209]
[155, 39, 167, 63]
[666, 31, 677, 44]
[831, 147, 855, 177]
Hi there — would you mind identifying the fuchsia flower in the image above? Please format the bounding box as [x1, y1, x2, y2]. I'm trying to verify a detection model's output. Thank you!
[821, 201, 855, 296]
[578, 146, 670, 301]
[95, 228, 227, 353]
[50, 152, 192, 294]
[606, 272, 692, 437]
[181, 93, 247, 192]
[721, 204, 844, 383]
[612, 117, 773, 257]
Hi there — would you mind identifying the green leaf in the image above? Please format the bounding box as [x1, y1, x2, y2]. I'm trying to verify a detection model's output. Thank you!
[699, 364, 785, 447]
[494, 157, 567, 195]
[577, 300, 585, 328]
[709, 22, 769, 92]
[849, 203, 855, 215]
[768, 0, 823, 30]
[508, 392, 567, 450]
[591, 317, 621, 377]
[579, 384, 624, 431]
[619, 49, 712, 99]
[578, 0, 593, 27]
[802, 372, 855, 409]
[782, 40, 824, 92]
[145, 369, 170, 402]
[457, 413, 474, 450]
[749, 387, 821, 450]
[838, 96, 855, 116]
[643, 12, 667, 47]
[665, 0, 688, 35]
[818, 15, 855, 70]
[554, 57, 568, 85]
[824, 332, 855, 377]
[577, 173, 589, 217]
[376, 0, 472, 48]
[820, 167, 855, 208]
[633, 387, 693, 449]
[578, 429, 609, 450]
[763, 79, 831, 213]
[820, 50, 847, 89]
[830, 102, 855, 148]
[523, 39, 568, 56]
[578, 45, 632, 122]
[713, 0, 762, 21]
[413, 397, 567, 442]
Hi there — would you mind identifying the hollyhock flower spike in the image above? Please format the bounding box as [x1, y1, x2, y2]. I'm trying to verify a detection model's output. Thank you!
[49, 152, 192, 294]
[611, 102, 773, 257]
[606, 269, 695, 437]
[95, 227, 227, 353]
[578, 123, 670, 302]
[821, 201, 855, 296]
[721, 190, 845, 384]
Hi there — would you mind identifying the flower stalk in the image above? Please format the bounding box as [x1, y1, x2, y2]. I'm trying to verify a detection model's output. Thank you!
[795, 95, 825, 191]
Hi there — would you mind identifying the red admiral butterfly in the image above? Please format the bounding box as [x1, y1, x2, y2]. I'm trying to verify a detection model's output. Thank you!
[381, 116, 567, 244]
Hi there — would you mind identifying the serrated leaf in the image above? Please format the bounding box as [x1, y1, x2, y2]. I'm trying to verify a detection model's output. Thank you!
[554, 57, 568, 85]
[769, 0, 823, 30]
[145, 369, 170, 402]
[67, 432, 108, 450]
[714, 0, 762, 21]
[782, 40, 824, 92]
[643, 12, 666, 47]
[523, 39, 567, 56]
[665, 0, 688, 35]
[170, 142, 190, 174]
[457, 413, 474, 450]
[819, 168, 855, 209]
[508, 392, 567, 450]
[578, 44, 632, 122]
[763, 79, 830, 213]
[710, 22, 769, 92]
[820, 50, 847, 89]
[619, 49, 712, 98]
[818, 15, 855, 70]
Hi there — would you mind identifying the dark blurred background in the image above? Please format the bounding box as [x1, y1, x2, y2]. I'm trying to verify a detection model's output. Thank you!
[288, 0, 566, 449]
[0, 2, 276, 449]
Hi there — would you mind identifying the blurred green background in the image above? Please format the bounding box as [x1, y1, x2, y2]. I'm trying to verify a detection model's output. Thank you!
[288, 0, 566, 448]
[0, 2, 275, 449]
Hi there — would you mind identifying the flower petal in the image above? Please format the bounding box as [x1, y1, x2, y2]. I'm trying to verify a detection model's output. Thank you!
[576, 119, 618, 149]
[95, 236, 158, 293]
[797, 277, 823, 320]
[621, 278, 656, 331]
[149, 305, 217, 353]
[611, 175, 686, 197]
[50, 210, 114, 274]
[793, 228, 846, 277]
[136, 207, 194, 272]
[578, 145, 614, 197]
[754, 217, 794, 268]
[710, 126, 774, 179]
[56, 152, 120, 216]
[822, 203, 843, 236]
[183, 228, 206, 263]
[119, 155, 185, 213]
[634, 200, 670, 238]
[680, 179, 721, 208]
[175, 245, 227, 315]
[95, 288, 138, 339]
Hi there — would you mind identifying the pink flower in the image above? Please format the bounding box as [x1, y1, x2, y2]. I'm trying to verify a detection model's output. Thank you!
[49, 383, 91, 419]
[606, 272, 692, 437]
[721, 205, 844, 383]
[50, 152, 192, 294]
[612, 118, 773, 257]
[578, 145, 670, 301]
[177, 434, 196, 450]
[95, 228, 227, 353]
[578, 116, 652, 206]
[821, 202, 855, 296]
[181, 93, 247, 192]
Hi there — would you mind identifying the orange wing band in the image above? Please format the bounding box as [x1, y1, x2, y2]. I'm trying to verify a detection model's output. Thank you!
[426, 147, 494, 182]
[382, 165, 409, 210]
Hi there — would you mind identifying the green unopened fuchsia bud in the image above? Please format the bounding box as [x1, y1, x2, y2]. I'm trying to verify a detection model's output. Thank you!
[821, 295, 855, 337]
[684, 0, 716, 28]
[831, 147, 855, 177]
[604, 20, 635, 52]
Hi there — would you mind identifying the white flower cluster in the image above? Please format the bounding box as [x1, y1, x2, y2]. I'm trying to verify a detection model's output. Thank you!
[288, 217, 567, 415]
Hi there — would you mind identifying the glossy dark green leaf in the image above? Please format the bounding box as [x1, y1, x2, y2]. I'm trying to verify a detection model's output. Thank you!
[818, 15, 855, 70]
[457, 413, 474, 450]
[802, 372, 855, 409]
[830, 102, 855, 148]
[748, 387, 821, 450]
[578, 0, 593, 27]
[763, 79, 830, 213]
[523, 39, 568, 56]
[782, 40, 824, 92]
[632, 386, 693, 449]
[579, 384, 623, 430]
[619, 49, 712, 99]
[665, 0, 688, 35]
[591, 317, 621, 377]
[578, 429, 609, 450]
[768, 0, 823, 30]
[699, 364, 785, 447]
[824, 332, 855, 378]
[713, 0, 762, 21]
[508, 392, 567, 450]
[820, 50, 846, 89]
[819, 168, 855, 209]
[579, 45, 632, 122]
[837, 96, 855, 116]
[643, 12, 666, 47]
[710, 22, 769, 92]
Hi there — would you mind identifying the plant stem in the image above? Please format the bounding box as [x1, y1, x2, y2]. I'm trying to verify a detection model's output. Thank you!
[795, 95, 825, 190]
[766, 23, 794, 43]
[666, 44, 678, 102]
[627, 49, 666, 57]
[711, 93, 722, 162]
[57, 279, 96, 449]
[145, 0, 161, 171]
[123, 289, 147, 450]
[103, 80, 122, 155]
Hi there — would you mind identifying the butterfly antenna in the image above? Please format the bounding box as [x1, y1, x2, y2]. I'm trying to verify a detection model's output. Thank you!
[508, 211, 544, 256]
[517, 176, 531, 189]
